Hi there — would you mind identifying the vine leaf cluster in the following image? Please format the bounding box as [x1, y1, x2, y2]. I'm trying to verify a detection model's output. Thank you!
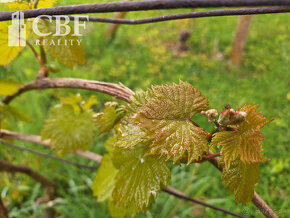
[89, 81, 272, 215]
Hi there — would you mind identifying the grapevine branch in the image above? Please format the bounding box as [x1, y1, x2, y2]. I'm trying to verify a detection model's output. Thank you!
[63, 7, 290, 25]
[0, 130, 103, 163]
[0, 130, 244, 218]
[0, 0, 290, 22]
[0, 159, 56, 189]
[0, 80, 278, 217]
[163, 187, 245, 218]
[2, 78, 133, 104]
[0, 140, 99, 170]
[0, 159, 57, 201]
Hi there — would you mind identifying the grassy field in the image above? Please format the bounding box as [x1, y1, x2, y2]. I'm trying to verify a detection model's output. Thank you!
[0, 0, 289, 217]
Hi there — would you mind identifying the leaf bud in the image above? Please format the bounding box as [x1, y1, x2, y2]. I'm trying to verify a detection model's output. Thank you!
[218, 107, 247, 126]
[201, 109, 218, 123]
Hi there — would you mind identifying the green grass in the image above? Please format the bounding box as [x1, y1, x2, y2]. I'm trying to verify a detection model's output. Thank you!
[0, 0, 289, 217]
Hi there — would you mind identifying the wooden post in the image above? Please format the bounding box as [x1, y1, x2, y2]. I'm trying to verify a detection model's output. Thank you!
[105, 0, 129, 39]
[230, 15, 252, 66]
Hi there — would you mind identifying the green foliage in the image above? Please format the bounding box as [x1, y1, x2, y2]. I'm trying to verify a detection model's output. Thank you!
[41, 104, 95, 155]
[96, 102, 123, 134]
[92, 143, 171, 217]
[59, 93, 98, 113]
[0, 22, 26, 66]
[114, 90, 152, 148]
[0, 80, 23, 96]
[2, 0, 58, 9]
[108, 199, 136, 218]
[222, 159, 259, 205]
[112, 145, 171, 212]
[134, 81, 209, 164]
[212, 104, 273, 168]
[92, 154, 118, 202]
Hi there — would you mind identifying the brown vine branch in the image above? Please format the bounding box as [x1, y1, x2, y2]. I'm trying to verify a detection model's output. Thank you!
[0, 140, 99, 170]
[2, 78, 133, 104]
[0, 130, 244, 218]
[0, 0, 289, 22]
[0, 196, 8, 218]
[163, 187, 245, 218]
[0, 130, 103, 163]
[26, 40, 42, 66]
[62, 7, 290, 24]
[0, 159, 57, 201]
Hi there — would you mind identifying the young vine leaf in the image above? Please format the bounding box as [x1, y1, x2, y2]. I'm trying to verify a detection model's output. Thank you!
[134, 81, 209, 164]
[112, 145, 171, 211]
[212, 104, 273, 168]
[0, 80, 23, 96]
[58, 93, 83, 113]
[222, 159, 259, 205]
[108, 199, 137, 218]
[0, 22, 26, 66]
[96, 102, 123, 134]
[114, 90, 153, 148]
[41, 104, 94, 155]
[2, 0, 57, 10]
[92, 154, 118, 202]
[36, 0, 58, 8]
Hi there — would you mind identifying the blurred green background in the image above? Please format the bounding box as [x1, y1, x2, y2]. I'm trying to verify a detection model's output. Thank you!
[0, 0, 289, 217]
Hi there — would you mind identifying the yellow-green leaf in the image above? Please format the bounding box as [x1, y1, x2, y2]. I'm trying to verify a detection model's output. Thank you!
[2, 0, 29, 10]
[59, 93, 82, 113]
[41, 104, 94, 155]
[36, 0, 57, 8]
[115, 123, 146, 148]
[83, 95, 98, 111]
[134, 81, 209, 163]
[30, 19, 85, 69]
[136, 117, 209, 163]
[0, 80, 23, 95]
[2, 0, 57, 9]
[59, 93, 98, 112]
[222, 159, 259, 205]
[108, 199, 137, 218]
[212, 104, 273, 168]
[104, 136, 116, 153]
[141, 81, 209, 120]
[97, 106, 120, 134]
[114, 90, 153, 148]
[0, 22, 26, 66]
[112, 145, 170, 211]
[92, 154, 118, 202]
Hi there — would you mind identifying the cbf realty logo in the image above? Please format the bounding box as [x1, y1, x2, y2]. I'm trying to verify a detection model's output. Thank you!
[8, 11, 88, 47]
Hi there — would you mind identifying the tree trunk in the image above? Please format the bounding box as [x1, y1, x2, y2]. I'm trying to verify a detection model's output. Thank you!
[230, 15, 252, 66]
